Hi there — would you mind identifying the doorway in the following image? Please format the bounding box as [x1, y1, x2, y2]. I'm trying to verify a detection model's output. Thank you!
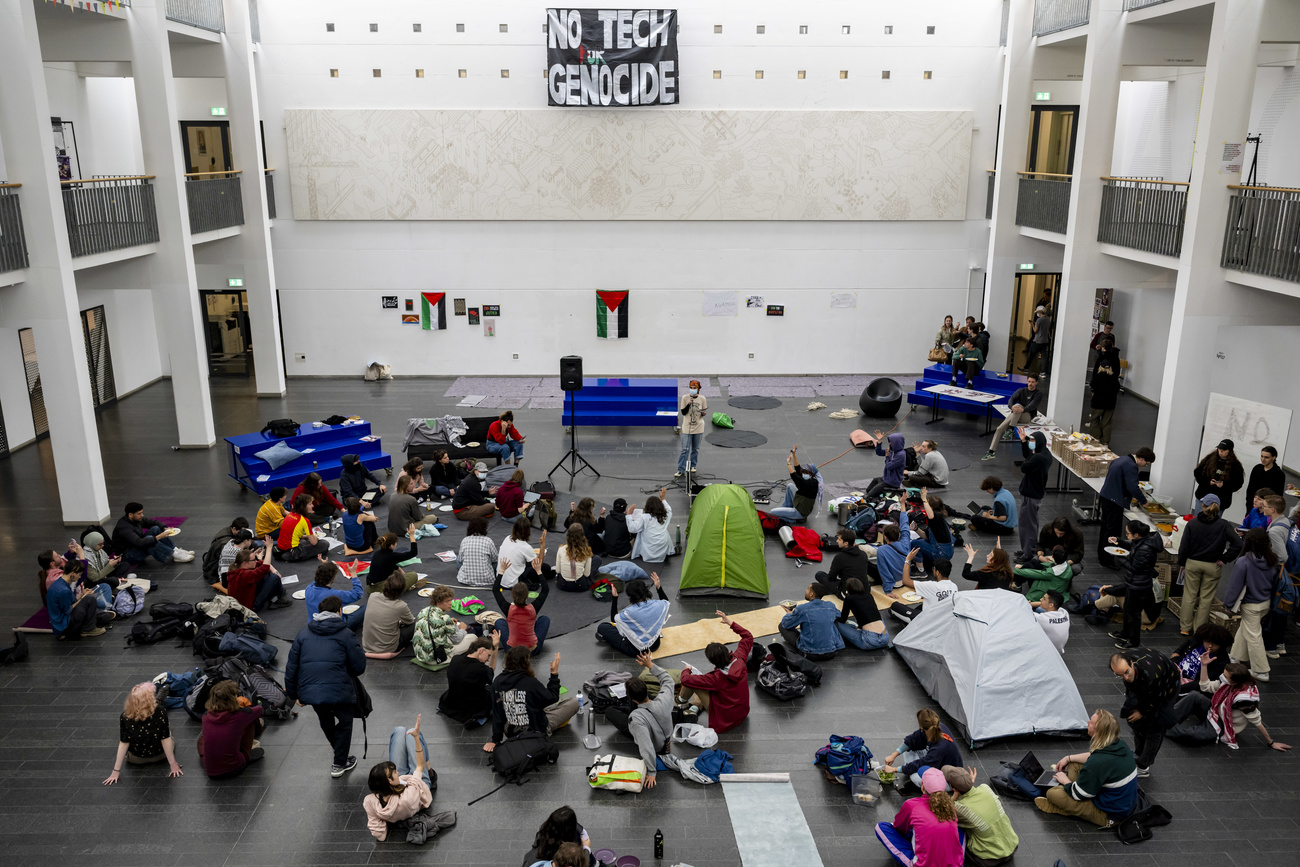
[17, 327, 48, 438]
[1007, 272, 1060, 374]
[179, 121, 233, 175]
[200, 290, 253, 377]
[1025, 106, 1079, 176]
[80, 305, 117, 408]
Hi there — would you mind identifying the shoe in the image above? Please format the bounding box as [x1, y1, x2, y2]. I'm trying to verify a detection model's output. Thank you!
[268, 598, 293, 609]
[1035, 796, 1062, 815]
[1251, 670, 1270, 682]
[1001, 432, 1015, 442]
[1013, 550, 1025, 560]
[674, 471, 683, 478]
[127, 572, 138, 580]
[1276, 646, 1287, 656]
[1267, 650, 1281, 659]
[1179, 630, 1191, 636]
[1115, 639, 1137, 649]
[1108, 631, 1124, 640]
[1135, 766, 1150, 779]
[949, 378, 957, 386]
[248, 747, 265, 762]
[331, 756, 357, 778]
[80, 627, 107, 637]
[173, 548, 195, 563]
[688, 465, 697, 472]
[981, 450, 996, 461]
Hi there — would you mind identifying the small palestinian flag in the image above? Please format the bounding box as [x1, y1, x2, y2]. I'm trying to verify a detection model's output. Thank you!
[596, 290, 628, 339]
[421, 292, 446, 330]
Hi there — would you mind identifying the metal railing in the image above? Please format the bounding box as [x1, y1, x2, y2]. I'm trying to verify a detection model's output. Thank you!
[1097, 177, 1187, 258]
[1033, 0, 1090, 36]
[986, 170, 996, 219]
[61, 176, 159, 258]
[249, 0, 260, 42]
[0, 185, 30, 273]
[1124, 0, 1176, 10]
[165, 0, 224, 32]
[1221, 186, 1300, 284]
[1015, 172, 1072, 234]
[186, 171, 245, 234]
[264, 169, 276, 219]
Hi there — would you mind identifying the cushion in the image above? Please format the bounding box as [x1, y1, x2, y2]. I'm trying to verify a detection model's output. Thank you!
[410, 657, 449, 672]
[254, 441, 303, 470]
[849, 429, 877, 448]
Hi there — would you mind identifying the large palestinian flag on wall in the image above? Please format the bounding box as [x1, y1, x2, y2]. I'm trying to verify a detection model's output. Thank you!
[596, 290, 628, 339]
[421, 292, 446, 330]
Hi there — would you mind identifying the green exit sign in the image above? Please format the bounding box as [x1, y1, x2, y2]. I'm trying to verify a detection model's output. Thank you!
[228, 278, 244, 287]
[1018, 263, 1035, 270]
[1035, 91, 1051, 101]
[210, 106, 227, 116]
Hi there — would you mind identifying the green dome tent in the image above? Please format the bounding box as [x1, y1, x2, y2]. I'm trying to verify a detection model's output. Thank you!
[679, 484, 770, 599]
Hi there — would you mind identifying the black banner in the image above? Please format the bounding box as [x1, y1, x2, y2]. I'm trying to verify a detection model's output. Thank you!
[546, 9, 678, 107]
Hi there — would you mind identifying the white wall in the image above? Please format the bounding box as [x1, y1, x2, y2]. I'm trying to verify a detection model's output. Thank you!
[1250, 66, 1300, 188]
[1107, 284, 1175, 403]
[74, 259, 164, 396]
[1112, 81, 1171, 179]
[83, 76, 144, 177]
[1211, 325, 1300, 498]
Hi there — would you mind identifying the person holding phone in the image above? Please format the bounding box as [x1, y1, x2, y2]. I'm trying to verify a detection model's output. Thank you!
[675, 380, 708, 478]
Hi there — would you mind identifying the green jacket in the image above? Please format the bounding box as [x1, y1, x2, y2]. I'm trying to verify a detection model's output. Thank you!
[954, 785, 1020, 861]
[952, 346, 984, 368]
[1015, 561, 1073, 602]
[413, 604, 461, 664]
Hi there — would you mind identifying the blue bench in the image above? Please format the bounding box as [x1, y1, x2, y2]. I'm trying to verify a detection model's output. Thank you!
[225, 422, 392, 496]
[561, 377, 679, 427]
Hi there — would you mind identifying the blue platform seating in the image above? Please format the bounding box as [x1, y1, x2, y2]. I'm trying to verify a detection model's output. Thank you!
[225, 421, 392, 496]
[906, 364, 1029, 415]
[561, 378, 679, 427]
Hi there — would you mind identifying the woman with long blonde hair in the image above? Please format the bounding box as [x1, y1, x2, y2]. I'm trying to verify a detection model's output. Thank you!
[1036, 708, 1139, 827]
[874, 767, 964, 866]
[103, 682, 183, 785]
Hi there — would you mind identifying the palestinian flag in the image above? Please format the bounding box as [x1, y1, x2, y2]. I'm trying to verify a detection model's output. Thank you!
[420, 292, 446, 330]
[596, 290, 628, 339]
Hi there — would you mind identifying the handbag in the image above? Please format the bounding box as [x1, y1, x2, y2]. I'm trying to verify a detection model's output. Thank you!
[928, 345, 948, 363]
[587, 754, 646, 792]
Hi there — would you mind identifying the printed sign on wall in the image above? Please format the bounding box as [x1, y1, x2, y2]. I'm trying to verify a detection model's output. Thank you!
[547, 9, 678, 106]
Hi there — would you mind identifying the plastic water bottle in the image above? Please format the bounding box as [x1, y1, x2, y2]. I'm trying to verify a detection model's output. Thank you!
[577, 693, 586, 716]
[654, 829, 664, 860]
[674, 524, 682, 553]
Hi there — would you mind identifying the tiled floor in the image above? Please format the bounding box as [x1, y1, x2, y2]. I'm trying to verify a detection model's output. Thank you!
[0, 375, 1295, 867]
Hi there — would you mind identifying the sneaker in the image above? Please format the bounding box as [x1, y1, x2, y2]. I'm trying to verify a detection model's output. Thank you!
[1135, 766, 1150, 779]
[1267, 650, 1281, 659]
[248, 747, 265, 762]
[1251, 670, 1270, 683]
[173, 548, 196, 563]
[688, 466, 697, 472]
[1001, 432, 1015, 442]
[268, 598, 294, 609]
[80, 627, 107, 637]
[331, 756, 357, 778]
[1276, 646, 1287, 656]
[674, 471, 683, 478]
[1108, 631, 1124, 640]
[981, 450, 996, 461]
[1115, 639, 1137, 649]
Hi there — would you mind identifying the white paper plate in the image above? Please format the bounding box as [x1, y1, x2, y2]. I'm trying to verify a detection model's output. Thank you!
[1104, 546, 1130, 556]
[292, 589, 307, 600]
[438, 505, 453, 512]
[465, 441, 481, 448]
[418, 586, 436, 597]
[167, 527, 181, 535]
[341, 604, 360, 615]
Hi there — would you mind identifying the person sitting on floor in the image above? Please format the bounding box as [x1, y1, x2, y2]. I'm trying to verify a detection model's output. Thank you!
[41, 545, 111, 611]
[197, 680, 264, 779]
[427, 450, 461, 499]
[387, 475, 434, 537]
[905, 440, 950, 488]
[564, 497, 607, 555]
[293, 472, 344, 523]
[256, 487, 288, 539]
[627, 489, 674, 562]
[342, 497, 380, 555]
[274, 495, 330, 562]
[909, 490, 955, 572]
[863, 434, 907, 501]
[455, 517, 498, 588]
[366, 530, 421, 595]
[959, 542, 1014, 591]
[493, 563, 551, 656]
[339, 454, 386, 506]
[881, 708, 963, 789]
[1035, 516, 1086, 573]
[604, 651, 680, 789]
[81, 530, 128, 593]
[969, 477, 1017, 537]
[452, 462, 498, 522]
[364, 714, 438, 842]
[413, 584, 475, 664]
[677, 611, 754, 732]
[1015, 546, 1074, 602]
[215, 528, 255, 587]
[1030, 590, 1070, 654]
[950, 336, 984, 387]
[114, 502, 191, 565]
[203, 517, 249, 584]
[833, 577, 890, 651]
[861, 506, 914, 595]
[944, 765, 1019, 867]
[768, 445, 823, 523]
[900, 555, 959, 607]
[555, 523, 599, 592]
[1170, 624, 1233, 689]
[305, 560, 366, 630]
[103, 682, 183, 785]
[226, 545, 291, 612]
[483, 648, 578, 754]
[817, 528, 870, 589]
[486, 410, 526, 465]
[496, 470, 531, 521]
[602, 498, 633, 559]
[778, 582, 845, 661]
[396, 457, 432, 501]
[46, 558, 115, 640]
[1035, 709, 1137, 827]
[438, 635, 498, 727]
[1166, 661, 1291, 751]
[597, 572, 671, 657]
[874, 767, 965, 867]
[362, 574, 417, 657]
[522, 807, 595, 867]
[499, 520, 553, 590]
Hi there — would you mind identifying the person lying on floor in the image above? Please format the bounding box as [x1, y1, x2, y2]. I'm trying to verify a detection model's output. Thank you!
[604, 651, 679, 789]
[881, 708, 963, 789]
[677, 611, 754, 732]
[1166, 661, 1290, 751]
[596, 572, 670, 657]
[1014, 546, 1074, 602]
[778, 582, 844, 661]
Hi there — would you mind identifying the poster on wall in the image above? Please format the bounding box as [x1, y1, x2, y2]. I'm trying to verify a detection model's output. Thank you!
[1199, 393, 1291, 469]
[401, 314, 419, 325]
[746, 296, 764, 308]
[546, 9, 678, 107]
[421, 292, 447, 330]
[483, 320, 497, 337]
[830, 293, 857, 309]
[702, 290, 738, 317]
[454, 298, 466, 316]
[482, 305, 500, 317]
[381, 296, 398, 309]
[596, 290, 629, 338]
[468, 308, 480, 325]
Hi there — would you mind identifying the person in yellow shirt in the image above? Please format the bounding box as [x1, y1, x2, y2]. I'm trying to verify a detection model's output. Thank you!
[255, 488, 288, 539]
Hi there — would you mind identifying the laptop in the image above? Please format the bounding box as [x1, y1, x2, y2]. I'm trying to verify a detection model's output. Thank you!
[523, 491, 541, 504]
[1017, 751, 1058, 787]
[967, 501, 984, 516]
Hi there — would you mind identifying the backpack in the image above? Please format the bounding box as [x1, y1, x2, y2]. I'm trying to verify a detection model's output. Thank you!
[528, 481, 556, 501]
[217, 631, 279, 666]
[485, 464, 516, 487]
[1115, 788, 1172, 845]
[80, 524, 117, 554]
[1272, 564, 1299, 614]
[1066, 584, 1104, 616]
[746, 643, 768, 673]
[814, 734, 874, 784]
[113, 585, 147, 617]
[193, 611, 255, 658]
[260, 418, 300, 438]
[531, 498, 558, 531]
[586, 684, 635, 715]
[587, 753, 647, 792]
[0, 631, 30, 665]
[767, 643, 823, 686]
[490, 731, 558, 783]
[240, 663, 295, 720]
[126, 617, 185, 647]
[988, 761, 1043, 801]
[756, 658, 808, 701]
[155, 669, 200, 710]
[150, 601, 196, 621]
[352, 675, 373, 756]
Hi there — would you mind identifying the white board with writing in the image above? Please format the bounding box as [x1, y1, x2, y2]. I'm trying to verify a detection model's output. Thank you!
[1200, 392, 1291, 469]
[701, 290, 738, 317]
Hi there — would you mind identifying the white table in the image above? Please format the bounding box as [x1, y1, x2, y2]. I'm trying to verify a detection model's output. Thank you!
[921, 384, 1003, 434]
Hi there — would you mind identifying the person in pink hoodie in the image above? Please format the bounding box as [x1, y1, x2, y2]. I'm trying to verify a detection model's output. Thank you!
[363, 715, 434, 841]
[875, 767, 966, 867]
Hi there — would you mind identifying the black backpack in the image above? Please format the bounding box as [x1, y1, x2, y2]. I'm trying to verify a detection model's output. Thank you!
[746, 643, 768, 673]
[0, 631, 29, 664]
[756, 658, 808, 701]
[240, 663, 295, 721]
[528, 481, 556, 501]
[491, 731, 558, 782]
[767, 643, 823, 686]
[149, 601, 196, 622]
[193, 611, 259, 658]
[261, 418, 300, 439]
[127, 618, 185, 647]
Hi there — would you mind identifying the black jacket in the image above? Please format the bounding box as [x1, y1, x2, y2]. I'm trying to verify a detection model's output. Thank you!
[452, 474, 488, 510]
[1090, 352, 1121, 411]
[1177, 512, 1243, 567]
[113, 515, 165, 552]
[824, 546, 871, 589]
[974, 330, 990, 357]
[1100, 456, 1146, 508]
[1119, 647, 1180, 725]
[202, 530, 235, 581]
[564, 513, 606, 555]
[961, 562, 1013, 590]
[429, 461, 462, 491]
[490, 668, 562, 744]
[285, 616, 367, 706]
[1037, 525, 1085, 564]
[338, 454, 380, 502]
[603, 511, 632, 558]
[1019, 433, 1052, 500]
[439, 653, 494, 723]
[1115, 533, 1164, 592]
[1245, 463, 1286, 509]
[1193, 457, 1245, 512]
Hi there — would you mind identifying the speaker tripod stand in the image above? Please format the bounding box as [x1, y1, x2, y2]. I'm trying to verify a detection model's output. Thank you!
[549, 389, 600, 485]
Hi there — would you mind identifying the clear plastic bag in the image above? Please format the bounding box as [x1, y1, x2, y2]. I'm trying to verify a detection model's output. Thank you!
[850, 774, 882, 806]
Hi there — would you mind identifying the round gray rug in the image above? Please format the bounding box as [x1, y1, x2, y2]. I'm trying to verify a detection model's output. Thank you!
[706, 429, 768, 448]
[728, 395, 782, 410]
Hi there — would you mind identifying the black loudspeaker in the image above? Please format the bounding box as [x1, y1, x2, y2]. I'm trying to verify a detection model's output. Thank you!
[560, 356, 583, 392]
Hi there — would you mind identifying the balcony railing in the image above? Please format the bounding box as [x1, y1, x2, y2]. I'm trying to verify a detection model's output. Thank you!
[186, 171, 245, 234]
[265, 169, 276, 220]
[165, 0, 224, 32]
[0, 185, 30, 273]
[1015, 172, 1072, 234]
[1221, 186, 1300, 284]
[1097, 177, 1187, 258]
[986, 170, 996, 220]
[1033, 0, 1090, 36]
[61, 176, 159, 258]
[1124, 0, 1176, 10]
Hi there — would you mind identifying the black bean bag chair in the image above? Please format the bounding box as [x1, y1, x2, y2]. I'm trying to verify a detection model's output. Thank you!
[858, 378, 903, 418]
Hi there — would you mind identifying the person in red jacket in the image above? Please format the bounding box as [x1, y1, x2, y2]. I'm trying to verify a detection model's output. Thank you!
[486, 411, 525, 465]
[293, 472, 344, 522]
[677, 611, 753, 733]
[197, 680, 264, 778]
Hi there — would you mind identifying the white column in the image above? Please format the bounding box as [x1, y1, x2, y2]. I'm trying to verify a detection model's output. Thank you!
[1150, 0, 1267, 502]
[0, 0, 111, 523]
[127, 0, 216, 447]
[223, 0, 286, 396]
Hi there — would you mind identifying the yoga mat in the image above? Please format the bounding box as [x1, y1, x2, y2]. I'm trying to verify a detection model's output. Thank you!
[722, 779, 825, 867]
[153, 517, 188, 528]
[654, 598, 842, 659]
[16, 608, 53, 633]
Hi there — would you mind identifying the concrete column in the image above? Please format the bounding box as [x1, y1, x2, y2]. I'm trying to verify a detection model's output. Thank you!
[222, 0, 286, 396]
[127, 0, 216, 447]
[1149, 0, 1267, 503]
[0, 0, 111, 523]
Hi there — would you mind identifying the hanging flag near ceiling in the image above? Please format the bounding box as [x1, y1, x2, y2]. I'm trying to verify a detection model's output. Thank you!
[421, 292, 447, 330]
[596, 290, 629, 339]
